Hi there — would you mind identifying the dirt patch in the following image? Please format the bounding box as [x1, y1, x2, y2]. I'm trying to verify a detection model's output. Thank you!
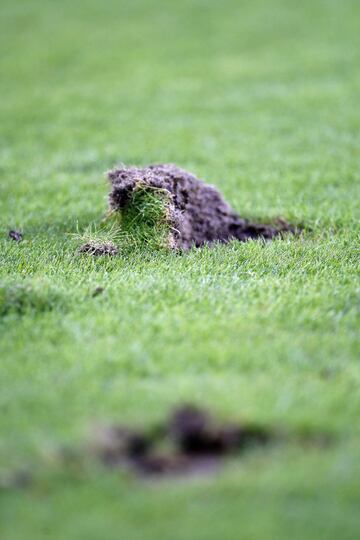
[92, 286, 105, 297]
[94, 405, 272, 477]
[0, 406, 333, 490]
[8, 230, 23, 242]
[108, 164, 294, 250]
[79, 242, 118, 256]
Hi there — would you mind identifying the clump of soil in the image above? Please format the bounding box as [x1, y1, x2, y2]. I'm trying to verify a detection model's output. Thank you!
[92, 286, 105, 297]
[108, 164, 293, 250]
[94, 405, 272, 477]
[79, 242, 118, 256]
[8, 230, 23, 242]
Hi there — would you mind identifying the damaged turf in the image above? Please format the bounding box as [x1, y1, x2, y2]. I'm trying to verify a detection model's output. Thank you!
[108, 164, 293, 250]
[8, 230, 23, 242]
[79, 242, 118, 256]
[94, 405, 272, 477]
[1, 406, 333, 489]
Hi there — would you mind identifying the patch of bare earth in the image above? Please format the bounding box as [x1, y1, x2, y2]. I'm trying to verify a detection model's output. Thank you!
[94, 405, 272, 478]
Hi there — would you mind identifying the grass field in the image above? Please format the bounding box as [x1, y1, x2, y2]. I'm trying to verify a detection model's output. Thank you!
[1, 0, 359, 538]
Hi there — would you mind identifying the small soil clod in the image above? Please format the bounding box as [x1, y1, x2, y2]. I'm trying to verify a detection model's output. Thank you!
[92, 287, 105, 297]
[79, 242, 118, 257]
[108, 164, 294, 250]
[8, 230, 23, 242]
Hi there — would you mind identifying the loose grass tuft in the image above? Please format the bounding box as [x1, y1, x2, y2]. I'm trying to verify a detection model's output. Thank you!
[118, 181, 174, 249]
[109, 181, 174, 250]
[75, 223, 120, 256]
[76, 183, 173, 254]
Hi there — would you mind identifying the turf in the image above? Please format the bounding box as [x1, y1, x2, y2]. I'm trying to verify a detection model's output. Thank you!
[0, 0, 359, 538]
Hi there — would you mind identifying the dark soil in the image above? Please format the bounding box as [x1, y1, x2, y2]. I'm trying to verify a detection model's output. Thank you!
[95, 405, 272, 478]
[79, 242, 118, 256]
[1, 406, 333, 489]
[8, 230, 23, 242]
[92, 286, 105, 297]
[108, 164, 294, 249]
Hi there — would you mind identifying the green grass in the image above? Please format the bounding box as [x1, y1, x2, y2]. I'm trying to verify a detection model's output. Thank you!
[0, 0, 359, 538]
[116, 181, 174, 249]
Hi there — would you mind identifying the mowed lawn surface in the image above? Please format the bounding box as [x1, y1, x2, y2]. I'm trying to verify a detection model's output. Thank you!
[1, 0, 359, 538]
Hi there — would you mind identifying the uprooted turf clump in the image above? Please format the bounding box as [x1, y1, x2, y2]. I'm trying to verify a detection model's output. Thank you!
[108, 164, 293, 250]
[113, 181, 174, 249]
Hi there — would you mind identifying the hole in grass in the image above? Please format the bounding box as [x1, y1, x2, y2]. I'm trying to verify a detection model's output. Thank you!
[91, 405, 274, 478]
[1, 405, 333, 488]
[89, 405, 331, 479]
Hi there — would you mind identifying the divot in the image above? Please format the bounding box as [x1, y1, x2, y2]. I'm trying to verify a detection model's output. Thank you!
[92, 287, 105, 297]
[94, 405, 273, 478]
[8, 230, 23, 242]
[108, 164, 294, 250]
[1, 406, 333, 488]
